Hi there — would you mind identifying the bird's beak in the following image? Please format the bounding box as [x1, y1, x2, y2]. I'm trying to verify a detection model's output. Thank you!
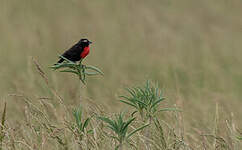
[89, 41, 93, 44]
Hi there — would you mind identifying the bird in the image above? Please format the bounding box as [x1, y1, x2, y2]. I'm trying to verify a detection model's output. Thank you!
[57, 38, 92, 64]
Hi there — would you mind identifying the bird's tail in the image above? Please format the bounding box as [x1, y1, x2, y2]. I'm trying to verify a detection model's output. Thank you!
[57, 58, 64, 63]
[54, 58, 64, 65]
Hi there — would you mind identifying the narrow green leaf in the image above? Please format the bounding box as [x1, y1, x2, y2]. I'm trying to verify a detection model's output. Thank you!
[137, 87, 146, 97]
[117, 113, 124, 131]
[125, 88, 136, 97]
[127, 123, 149, 139]
[87, 130, 93, 134]
[82, 68, 86, 81]
[98, 117, 117, 129]
[110, 135, 119, 141]
[73, 106, 83, 129]
[122, 117, 135, 132]
[82, 118, 91, 131]
[133, 98, 147, 107]
[150, 98, 165, 109]
[86, 65, 104, 75]
[119, 95, 130, 100]
[51, 63, 76, 69]
[236, 136, 242, 140]
[60, 69, 79, 75]
[158, 108, 182, 112]
[107, 125, 119, 134]
[84, 71, 99, 76]
[80, 76, 86, 84]
[120, 100, 138, 109]
[119, 96, 136, 104]
[80, 71, 86, 84]
[131, 111, 138, 117]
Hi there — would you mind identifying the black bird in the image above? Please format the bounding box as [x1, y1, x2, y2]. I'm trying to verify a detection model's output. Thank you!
[57, 38, 92, 63]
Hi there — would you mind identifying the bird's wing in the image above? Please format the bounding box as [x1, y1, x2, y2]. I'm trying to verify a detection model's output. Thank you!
[61, 44, 79, 58]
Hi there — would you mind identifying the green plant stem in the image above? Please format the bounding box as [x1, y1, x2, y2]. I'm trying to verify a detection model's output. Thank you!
[79, 80, 84, 103]
[144, 122, 151, 150]
[119, 142, 123, 150]
[79, 60, 84, 103]
[154, 118, 167, 149]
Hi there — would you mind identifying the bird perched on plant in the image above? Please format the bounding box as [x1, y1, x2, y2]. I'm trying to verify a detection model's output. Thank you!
[57, 38, 92, 64]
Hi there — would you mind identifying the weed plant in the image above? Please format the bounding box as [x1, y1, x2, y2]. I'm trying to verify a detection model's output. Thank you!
[51, 55, 103, 84]
[98, 112, 149, 150]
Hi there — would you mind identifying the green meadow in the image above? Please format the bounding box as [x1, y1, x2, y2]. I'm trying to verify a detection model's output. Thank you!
[0, 0, 241, 149]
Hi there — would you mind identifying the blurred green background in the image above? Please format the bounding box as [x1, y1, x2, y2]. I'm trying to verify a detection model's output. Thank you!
[0, 0, 242, 129]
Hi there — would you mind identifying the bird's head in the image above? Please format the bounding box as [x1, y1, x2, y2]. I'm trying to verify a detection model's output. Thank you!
[78, 38, 92, 47]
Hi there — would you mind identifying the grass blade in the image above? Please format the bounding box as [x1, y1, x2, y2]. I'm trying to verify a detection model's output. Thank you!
[60, 69, 79, 75]
[86, 65, 104, 75]
[125, 88, 136, 97]
[84, 71, 99, 76]
[82, 118, 91, 131]
[151, 98, 165, 109]
[122, 117, 135, 132]
[127, 123, 149, 139]
[158, 108, 181, 112]
[120, 100, 138, 109]
[236, 136, 242, 140]
[98, 117, 116, 129]
[133, 98, 147, 107]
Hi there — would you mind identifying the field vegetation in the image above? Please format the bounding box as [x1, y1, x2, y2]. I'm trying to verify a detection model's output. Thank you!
[0, 0, 242, 149]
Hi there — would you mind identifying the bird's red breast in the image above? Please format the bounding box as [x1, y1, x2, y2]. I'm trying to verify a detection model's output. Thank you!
[80, 46, 90, 58]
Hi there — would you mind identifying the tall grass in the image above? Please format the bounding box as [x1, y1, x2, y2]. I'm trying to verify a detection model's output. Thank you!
[0, 102, 7, 150]
[0, 0, 241, 149]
